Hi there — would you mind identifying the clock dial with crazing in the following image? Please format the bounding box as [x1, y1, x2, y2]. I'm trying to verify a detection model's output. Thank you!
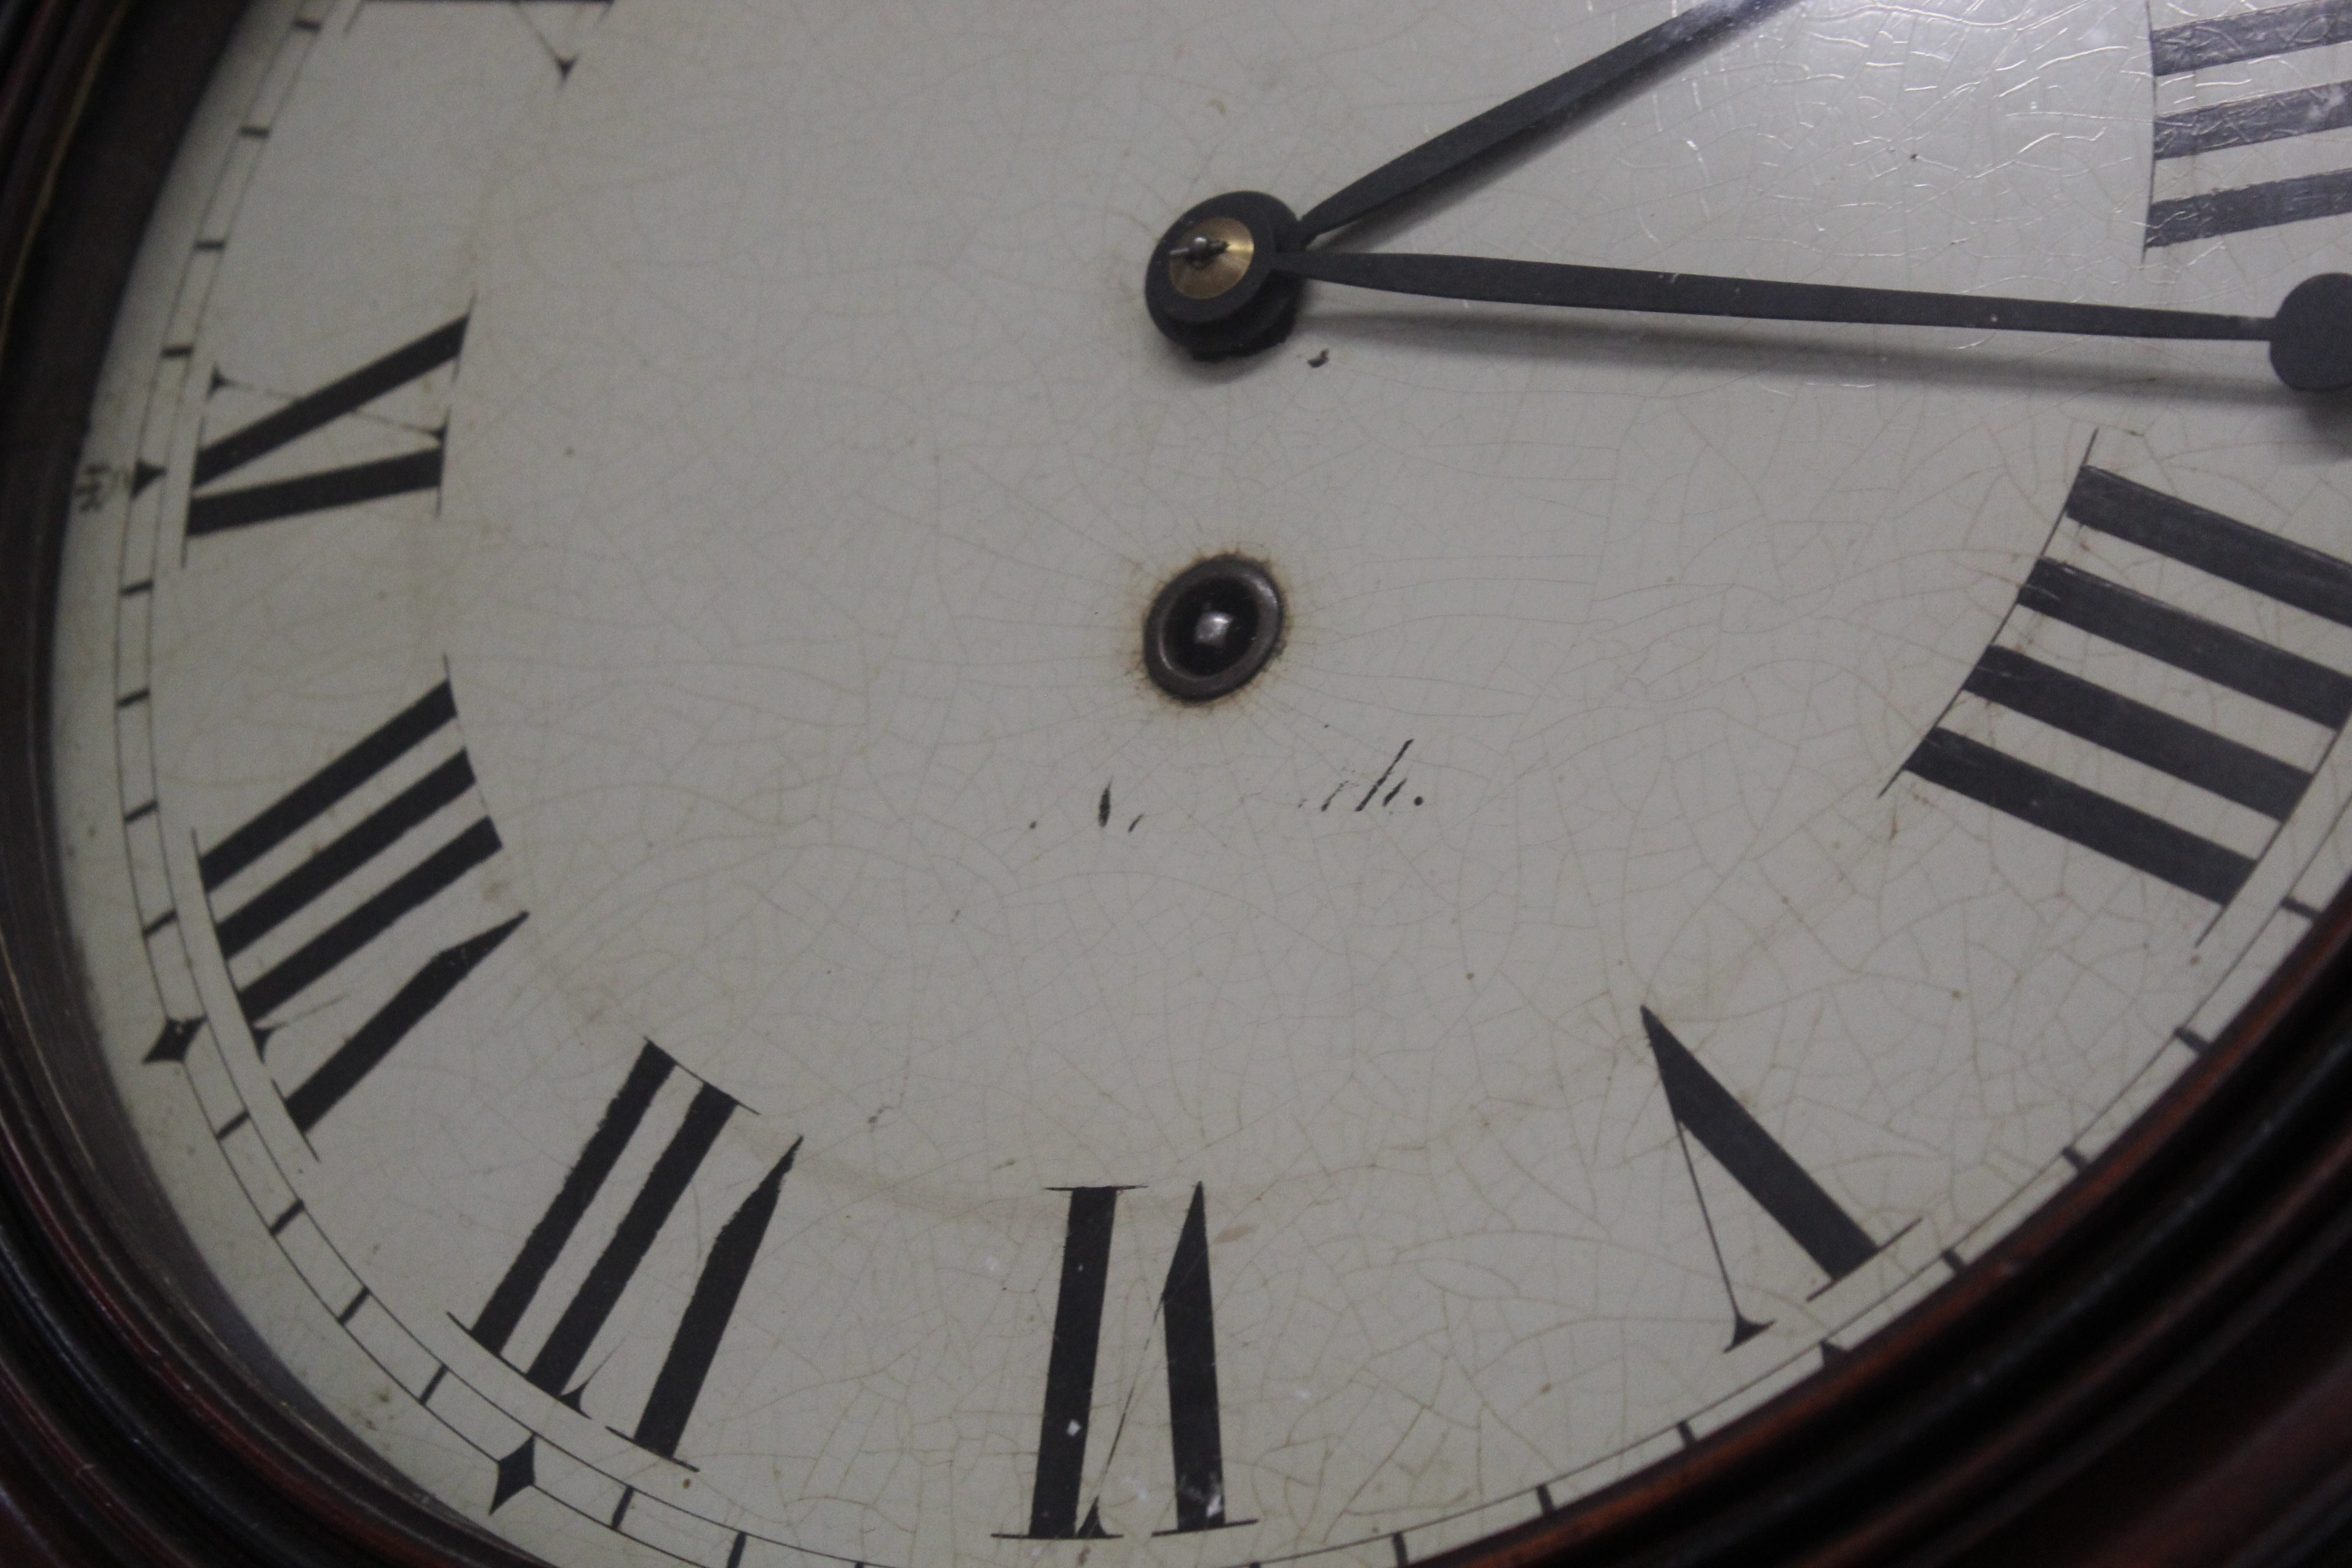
[42, 2, 2352, 1565]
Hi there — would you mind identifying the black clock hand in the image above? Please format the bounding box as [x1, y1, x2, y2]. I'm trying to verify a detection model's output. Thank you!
[1140, 0, 2342, 380]
[1268, 250, 2350, 388]
[1294, 0, 1805, 243]
[1146, 217, 2350, 386]
[1145, 0, 1806, 357]
[1268, 250, 2261, 339]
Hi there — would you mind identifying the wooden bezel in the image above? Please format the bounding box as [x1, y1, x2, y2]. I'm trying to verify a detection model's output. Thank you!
[6, 5, 2352, 1565]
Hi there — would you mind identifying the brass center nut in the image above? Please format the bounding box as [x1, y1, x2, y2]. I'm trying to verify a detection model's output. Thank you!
[1167, 216, 1256, 300]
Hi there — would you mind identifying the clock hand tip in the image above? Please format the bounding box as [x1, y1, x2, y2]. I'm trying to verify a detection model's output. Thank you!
[1146, 191, 1305, 361]
[2270, 274, 2352, 392]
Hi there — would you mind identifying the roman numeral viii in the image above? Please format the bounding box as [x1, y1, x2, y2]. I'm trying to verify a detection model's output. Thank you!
[466, 1044, 799, 1462]
[1644, 1010, 1885, 1348]
[1904, 465, 2352, 907]
[2148, 0, 2352, 245]
[199, 681, 523, 1132]
[186, 316, 466, 539]
[1005, 1184, 1249, 1541]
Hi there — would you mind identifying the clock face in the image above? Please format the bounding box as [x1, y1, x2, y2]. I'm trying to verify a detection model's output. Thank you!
[39, 0, 2352, 1564]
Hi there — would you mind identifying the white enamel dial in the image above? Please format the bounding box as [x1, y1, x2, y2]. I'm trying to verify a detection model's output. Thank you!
[48, 2, 2352, 1565]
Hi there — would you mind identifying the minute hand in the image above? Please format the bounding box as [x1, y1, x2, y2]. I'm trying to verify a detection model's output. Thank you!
[1295, 0, 1804, 242]
[1266, 250, 2351, 388]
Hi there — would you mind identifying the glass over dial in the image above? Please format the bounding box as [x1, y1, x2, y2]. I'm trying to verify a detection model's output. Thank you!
[44, 1, 2352, 1564]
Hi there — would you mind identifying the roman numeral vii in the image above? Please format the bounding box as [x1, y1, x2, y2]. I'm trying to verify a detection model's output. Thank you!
[1005, 1184, 1249, 1541]
[199, 680, 522, 1132]
[466, 1044, 798, 1462]
[186, 316, 466, 539]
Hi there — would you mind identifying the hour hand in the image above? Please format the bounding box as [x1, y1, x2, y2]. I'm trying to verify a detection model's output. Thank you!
[1263, 251, 2348, 390]
[1147, 230, 2351, 390]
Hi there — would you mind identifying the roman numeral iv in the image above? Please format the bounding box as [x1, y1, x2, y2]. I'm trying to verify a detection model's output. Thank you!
[185, 316, 466, 539]
[1904, 464, 2352, 906]
[2148, 0, 2352, 245]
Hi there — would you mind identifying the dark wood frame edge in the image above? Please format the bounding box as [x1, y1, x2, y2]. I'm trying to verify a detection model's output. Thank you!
[0, 3, 546, 1563]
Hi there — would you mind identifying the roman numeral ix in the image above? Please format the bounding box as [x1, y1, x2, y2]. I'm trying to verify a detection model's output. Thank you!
[2148, 0, 2352, 246]
[1005, 1184, 1248, 1541]
[1644, 1010, 1884, 1348]
[1903, 465, 2352, 906]
[466, 1044, 798, 1462]
[186, 316, 466, 539]
[199, 680, 523, 1132]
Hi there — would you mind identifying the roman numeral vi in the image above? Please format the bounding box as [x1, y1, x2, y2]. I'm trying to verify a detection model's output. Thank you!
[186, 316, 466, 538]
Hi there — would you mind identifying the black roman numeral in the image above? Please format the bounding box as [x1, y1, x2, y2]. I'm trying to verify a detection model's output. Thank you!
[1006, 1184, 1247, 1541]
[186, 317, 466, 539]
[1903, 465, 2352, 906]
[198, 681, 522, 1132]
[2148, 0, 2352, 245]
[466, 1044, 797, 1461]
[1643, 1010, 1882, 1348]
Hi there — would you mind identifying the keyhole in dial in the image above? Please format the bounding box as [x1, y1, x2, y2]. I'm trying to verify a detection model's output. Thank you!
[1144, 556, 1283, 702]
